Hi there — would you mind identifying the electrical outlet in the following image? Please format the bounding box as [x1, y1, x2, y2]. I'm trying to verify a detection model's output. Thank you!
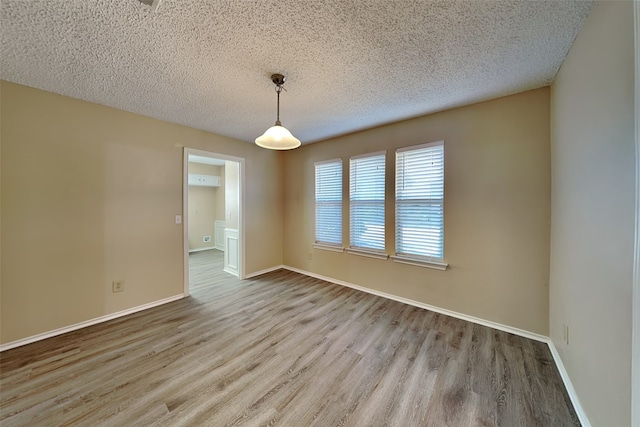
[112, 280, 125, 293]
[203, 235, 212, 243]
[308, 252, 313, 260]
[563, 324, 570, 345]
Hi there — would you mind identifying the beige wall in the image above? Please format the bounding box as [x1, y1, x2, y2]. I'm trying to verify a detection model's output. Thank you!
[0, 81, 284, 345]
[283, 88, 551, 334]
[216, 166, 226, 223]
[187, 163, 222, 251]
[549, 2, 635, 426]
[225, 161, 239, 230]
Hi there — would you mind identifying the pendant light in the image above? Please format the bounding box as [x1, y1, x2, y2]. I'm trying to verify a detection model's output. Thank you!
[255, 74, 301, 150]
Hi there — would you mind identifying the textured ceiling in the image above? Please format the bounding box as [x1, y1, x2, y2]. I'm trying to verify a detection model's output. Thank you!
[1, 0, 593, 145]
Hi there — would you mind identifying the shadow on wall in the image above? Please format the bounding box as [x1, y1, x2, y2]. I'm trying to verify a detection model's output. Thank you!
[187, 161, 225, 252]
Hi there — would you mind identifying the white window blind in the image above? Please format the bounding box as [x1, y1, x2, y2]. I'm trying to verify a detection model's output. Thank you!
[315, 159, 342, 245]
[395, 142, 444, 260]
[350, 152, 385, 252]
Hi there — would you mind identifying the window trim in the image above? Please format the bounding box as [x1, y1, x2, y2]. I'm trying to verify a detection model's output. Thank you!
[350, 150, 387, 160]
[391, 255, 448, 270]
[346, 247, 389, 260]
[313, 243, 344, 253]
[349, 151, 387, 253]
[395, 140, 443, 154]
[395, 140, 446, 264]
[314, 158, 343, 247]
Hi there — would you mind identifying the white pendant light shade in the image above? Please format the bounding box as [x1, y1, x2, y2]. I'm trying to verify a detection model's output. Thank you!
[256, 73, 301, 150]
[255, 125, 301, 150]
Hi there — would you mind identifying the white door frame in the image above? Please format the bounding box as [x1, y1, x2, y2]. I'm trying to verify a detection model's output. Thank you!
[183, 147, 246, 296]
[632, 2, 639, 425]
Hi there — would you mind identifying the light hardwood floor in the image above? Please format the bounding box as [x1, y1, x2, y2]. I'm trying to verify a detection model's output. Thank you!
[1, 250, 579, 426]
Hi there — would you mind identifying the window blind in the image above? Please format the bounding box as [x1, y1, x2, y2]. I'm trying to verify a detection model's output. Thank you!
[395, 142, 444, 260]
[350, 152, 385, 251]
[315, 159, 342, 245]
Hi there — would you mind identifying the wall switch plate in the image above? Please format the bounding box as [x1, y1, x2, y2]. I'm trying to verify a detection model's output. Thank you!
[175, 215, 182, 224]
[112, 280, 125, 293]
[203, 235, 212, 243]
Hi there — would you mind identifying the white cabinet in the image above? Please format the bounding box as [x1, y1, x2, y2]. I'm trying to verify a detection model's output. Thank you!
[223, 228, 239, 277]
[215, 221, 226, 251]
[188, 174, 221, 187]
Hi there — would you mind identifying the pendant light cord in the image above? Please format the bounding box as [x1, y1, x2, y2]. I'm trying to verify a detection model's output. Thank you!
[275, 85, 282, 126]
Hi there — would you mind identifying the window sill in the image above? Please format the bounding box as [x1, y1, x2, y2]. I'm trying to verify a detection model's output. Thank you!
[391, 255, 448, 271]
[312, 243, 345, 253]
[346, 248, 389, 260]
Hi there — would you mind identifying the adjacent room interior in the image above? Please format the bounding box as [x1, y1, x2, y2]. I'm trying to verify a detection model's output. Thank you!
[186, 152, 242, 287]
[1, 1, 638, 426]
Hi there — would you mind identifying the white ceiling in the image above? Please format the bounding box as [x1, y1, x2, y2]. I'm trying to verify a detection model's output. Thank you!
[1, 0, 593, 145]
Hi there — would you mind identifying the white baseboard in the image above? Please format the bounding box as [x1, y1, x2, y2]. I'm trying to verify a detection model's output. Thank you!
[188, 246, 218, 253]
[282, 265, 547, 342]
[281, 265, 590, 425]
[223, 267, 239, 277]
[245, 265, 285, 279]
[547, 341, 592, 427]
[0, 294, 184, 352]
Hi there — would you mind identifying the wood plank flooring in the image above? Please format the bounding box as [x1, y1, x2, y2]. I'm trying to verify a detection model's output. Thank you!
[1, 250, 579, 426]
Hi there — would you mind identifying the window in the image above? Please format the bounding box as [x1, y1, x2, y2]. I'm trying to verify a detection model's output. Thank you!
[349, 152, 386, 255]
[315, 159, 342, 247]
[395, 141, 445, 266]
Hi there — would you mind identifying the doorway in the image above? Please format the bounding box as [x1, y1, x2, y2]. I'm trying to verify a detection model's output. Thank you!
[183, 148, 244, 296]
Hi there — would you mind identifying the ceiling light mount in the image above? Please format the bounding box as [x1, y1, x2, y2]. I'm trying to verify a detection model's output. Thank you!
[271, 73, 286, 87]
[255, 73, 301, 150]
